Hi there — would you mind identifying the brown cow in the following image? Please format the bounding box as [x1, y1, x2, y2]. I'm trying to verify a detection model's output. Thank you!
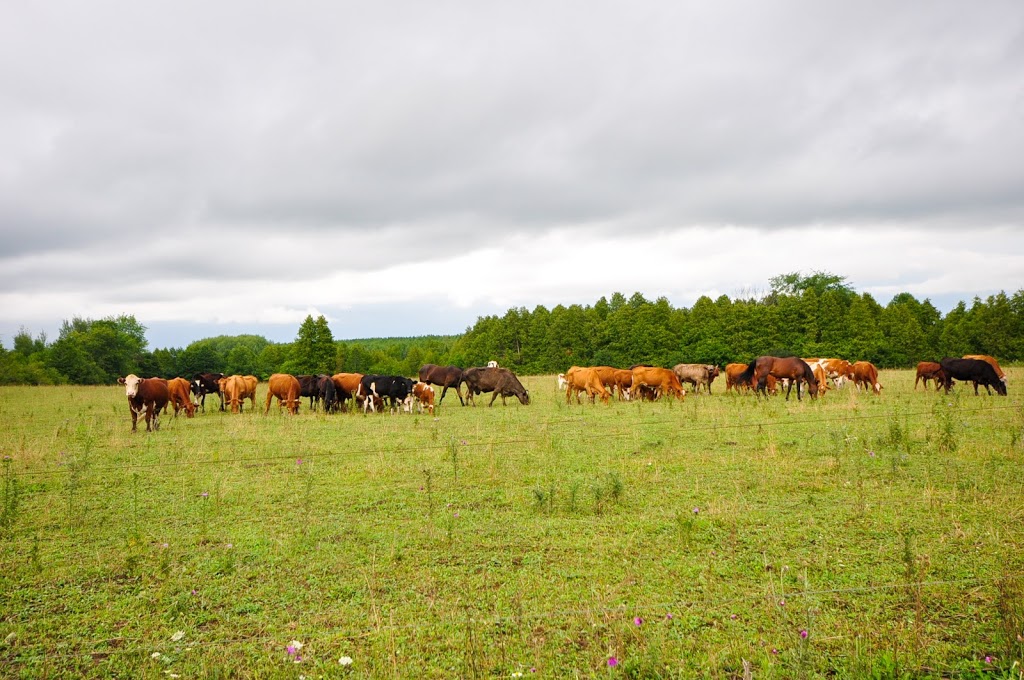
[915, 361, 944, 390]
[963, 355, 1006, 383]
[118, 374, 170, 432]
[265, 374, 301, 414]
[410, 381, 435, 414]
[463, 367, 530, 406]
[331, 372, 364, 412]
[851, 361, 882, 395]
[726, 363, 778, 394]
[220, 375, 243, 413]
[630, 366, 685, 400]
[564, 366, 611, 404]
[166, 377, 196, 418]
[610, 369, 634, 400]
[238, 375, 259, 411]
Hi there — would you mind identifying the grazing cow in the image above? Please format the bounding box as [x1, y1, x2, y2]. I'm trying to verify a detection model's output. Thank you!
[819, 358, 854, 388]
[940, 358, 1007, 396]
[672, 364, 719, 394]
[610, 369, 634, 400]
[119, 375, 170, 432]
[330, 373, 364, 412]
[850, 361, 882, 395]
[725, 363, 778, 394]
[963, 355, 1007, 383]
[191, 372, 225, 412]
[556, 373, 568, 391]
[564, 366, 611, 404]
[166, 377, 196, 418]
[265, 374, 302, 414]
[317, 375, 337, 413]
[359, 375, 416, 413]
[409, 381, 435, 414]
[418, 364, 465, 405]
[734, 357, 818, 400]
[915, 362, 944, 390]
[463, 367, 530, 406]
[630, 366, 686, 401]
[220, 375, 246, 413]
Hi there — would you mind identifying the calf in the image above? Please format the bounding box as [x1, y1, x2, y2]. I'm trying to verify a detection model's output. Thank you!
[118, 375, 170, 432]
[410, 381, 435, 414]
[915, 362, 944, 390]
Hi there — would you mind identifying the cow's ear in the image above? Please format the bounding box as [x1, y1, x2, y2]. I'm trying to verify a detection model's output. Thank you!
[117, 377, 126, 385]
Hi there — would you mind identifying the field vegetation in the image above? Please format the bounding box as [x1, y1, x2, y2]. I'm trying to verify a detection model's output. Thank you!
[2, 370, 1022, 678]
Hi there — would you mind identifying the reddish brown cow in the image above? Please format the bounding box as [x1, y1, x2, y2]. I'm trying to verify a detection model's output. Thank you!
[118, 374, 170, 432]
[238, 375, 259, 411]
[915, 361, 944, 390]
[630, 366, 685, 400]
[331, 372, 364, 412]
[166, 377, 195, 418]
[851, 361, 882, 395]
[610, 369, 634, 400]
[265, 374, 301, 414]
[726, 363, 778, 394]
[411, 381, 435, 414]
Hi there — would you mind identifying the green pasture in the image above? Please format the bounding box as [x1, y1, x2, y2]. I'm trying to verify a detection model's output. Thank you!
[1, 371, 1023, 678]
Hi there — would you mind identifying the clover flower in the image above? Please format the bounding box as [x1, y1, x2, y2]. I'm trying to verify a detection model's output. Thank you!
[608, 656, 618, 667]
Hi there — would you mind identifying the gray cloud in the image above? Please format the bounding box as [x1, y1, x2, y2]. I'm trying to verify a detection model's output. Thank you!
[1, 1, 1022, 342]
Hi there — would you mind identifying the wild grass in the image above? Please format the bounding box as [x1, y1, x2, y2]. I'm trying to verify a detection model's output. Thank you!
[0, 370, 1022, 678]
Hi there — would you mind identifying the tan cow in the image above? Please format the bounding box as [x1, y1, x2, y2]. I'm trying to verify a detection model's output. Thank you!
[220, 375, 245, 413]
[265, 373, 301, 415]
[166, 377, 196, 418]
[611, 369, 634, 400]
[630, 366, 685, 400]
[564, 366, 611, 404]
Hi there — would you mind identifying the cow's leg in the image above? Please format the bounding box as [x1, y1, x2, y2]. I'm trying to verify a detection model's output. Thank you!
[131, 409, 139, 432]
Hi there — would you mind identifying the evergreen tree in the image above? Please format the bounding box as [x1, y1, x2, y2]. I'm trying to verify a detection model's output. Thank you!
[292, 315, 335, 374]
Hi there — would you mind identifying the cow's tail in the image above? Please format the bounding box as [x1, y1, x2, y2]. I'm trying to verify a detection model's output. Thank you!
[735, 360, 757, 386]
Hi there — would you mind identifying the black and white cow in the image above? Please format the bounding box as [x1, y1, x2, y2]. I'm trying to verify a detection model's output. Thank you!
[191, 372, 225, 412]
[358, 375, 415, 413]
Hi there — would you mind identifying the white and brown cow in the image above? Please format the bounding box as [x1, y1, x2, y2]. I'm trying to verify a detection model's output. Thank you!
[118, 374, 170, 432]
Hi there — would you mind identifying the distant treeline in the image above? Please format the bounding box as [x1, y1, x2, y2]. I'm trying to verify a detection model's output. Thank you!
[2, 273, 1021, 385]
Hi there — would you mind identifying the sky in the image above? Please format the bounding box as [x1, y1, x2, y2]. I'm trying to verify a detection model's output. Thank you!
[2, 1, 1023, 349]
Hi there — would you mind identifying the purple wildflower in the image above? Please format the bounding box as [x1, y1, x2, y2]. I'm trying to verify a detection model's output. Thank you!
[199, 491, 209, 498]
[693, 506, 700, 514]
[296, 458, 303, 466]
[730, 614, 737, 620]
[800, 629, 808, 639]
[634, 616, 643, 626]
[985, 656, 993, 664]
[608, 657, 618, 667]
[665, 613, 673, 620]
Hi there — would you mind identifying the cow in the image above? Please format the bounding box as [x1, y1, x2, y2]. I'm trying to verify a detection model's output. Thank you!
[409, 381, 435, 414]
[191, 372, 225, 412]
[556, 373, 568, 390]
[940, 358, 1007, 396]
[296, 375, 323, 410]
[359, 375, 415, 413]
[915, 362, 944, 390]
[318, 375, 338, 413]
[963, 355, 1007, 384]
[564, 366, 611, 404]
[220, 375, 246, 413]
[330, 373, 364, 412]
[119, 375, 170, 432]
[166, 377, 196, 418]
[417, 364, 465, 406]
[672, 364, 719, 394]
[630, 366, 686, 401]
[734, 357, 818, 400]
[850, 361, 882, 395]
[463, 367, 530, 406]
[611, 369, 634, 400]
[265, 373, 302, 414]
[819, 358, 854, 388]
[486, 360, 499, 368]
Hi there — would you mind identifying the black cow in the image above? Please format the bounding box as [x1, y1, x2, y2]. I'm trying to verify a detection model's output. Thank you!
[359, 375, 415, 413]
[939, 358, 1007, 396]
[296, 375, 325, 410]
[463, 367, 530, 406]
[317, 375, 338, 413]
[191, 372, 225, 412]
[418, 364, 466, 405]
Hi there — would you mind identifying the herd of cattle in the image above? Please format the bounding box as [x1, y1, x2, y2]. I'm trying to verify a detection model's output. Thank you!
[115, 354, 1007, 432]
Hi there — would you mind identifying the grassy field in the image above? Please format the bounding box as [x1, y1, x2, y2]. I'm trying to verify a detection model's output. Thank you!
[1, 370, 1023, 679]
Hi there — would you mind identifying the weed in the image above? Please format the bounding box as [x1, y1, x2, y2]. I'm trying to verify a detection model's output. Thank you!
[1, 455, 18, 535]
[931, 396, 961, 454]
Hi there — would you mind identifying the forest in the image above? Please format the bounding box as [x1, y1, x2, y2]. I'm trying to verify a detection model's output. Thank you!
[2, 273, 1021, 385]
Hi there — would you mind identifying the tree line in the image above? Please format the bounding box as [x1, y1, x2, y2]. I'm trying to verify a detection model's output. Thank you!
[2, 273, 1021, 385]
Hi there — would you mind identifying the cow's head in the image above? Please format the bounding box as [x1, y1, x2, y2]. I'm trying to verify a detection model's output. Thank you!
[120, 374, 142, 397]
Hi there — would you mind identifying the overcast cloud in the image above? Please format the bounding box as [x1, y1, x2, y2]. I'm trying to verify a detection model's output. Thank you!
[2, 1, 1022, 348]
